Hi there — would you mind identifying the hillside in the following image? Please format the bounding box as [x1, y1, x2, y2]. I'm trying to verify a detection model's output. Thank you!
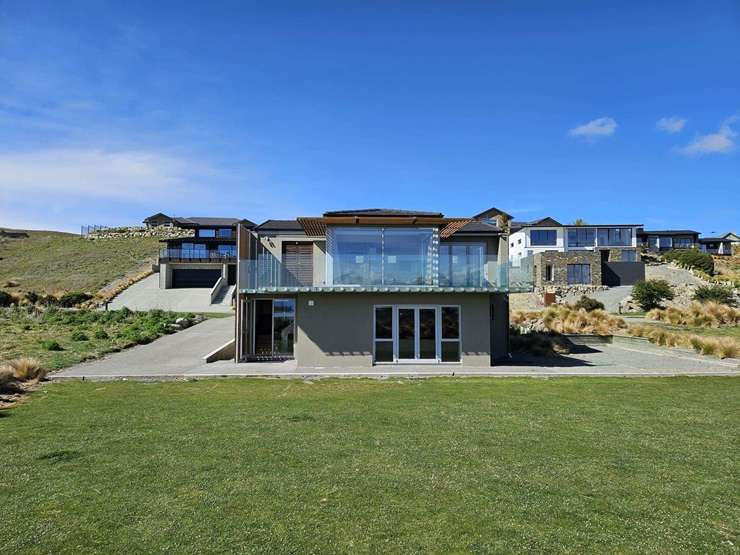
[0, 230, 160, 294]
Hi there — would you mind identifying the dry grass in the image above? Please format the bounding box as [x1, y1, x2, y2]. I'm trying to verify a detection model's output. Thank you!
[646, 302, 739, 327]
[627, 325, 740, 360]
[535, 305, 627, 336]
[509, 330, 572, 357]
[3, 357, 47, 381]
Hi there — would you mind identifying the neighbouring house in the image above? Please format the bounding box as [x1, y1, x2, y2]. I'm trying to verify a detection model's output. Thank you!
[158, 217, 256, 289]
[721, 232, 740, 246]
[699, 237, 734, 256]
[143, 212, 175, 228]
[234, 207, 531, 367]
[0, 229, 29, 239]
[637, 229, 700, 252]
[508, 218, 645, 287]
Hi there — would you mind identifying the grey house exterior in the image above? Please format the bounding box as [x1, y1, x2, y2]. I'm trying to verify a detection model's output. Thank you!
[637, 229, 700, 252]
[234, 207, 529, 368]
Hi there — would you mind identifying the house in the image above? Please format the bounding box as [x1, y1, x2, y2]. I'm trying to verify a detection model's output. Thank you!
[233, 207, 529, 367]
[143, 212, 175, 228]
[508, 218, 645, 287]
[158, 217, 256, 289]
[637, 229, 700, 252]
[699, 237, 734, 256]
[721, 232, 740, 246]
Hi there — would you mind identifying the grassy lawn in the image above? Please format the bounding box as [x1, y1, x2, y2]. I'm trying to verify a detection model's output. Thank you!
[2, 378, 738, 553]
[0, 231, 160, 293]
[0, 308, 191, 370]
[640, 321, 740, 340]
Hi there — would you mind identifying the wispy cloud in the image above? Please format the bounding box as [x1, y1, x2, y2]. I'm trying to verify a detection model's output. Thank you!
[656, 116, 687, 133]
[0, 148, 208, 201]
[678, 116, 738, 157]
[568, 117, 617, 139]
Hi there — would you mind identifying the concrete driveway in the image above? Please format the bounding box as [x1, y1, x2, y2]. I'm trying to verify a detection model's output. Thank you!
[109, 274, 233, 313]
[53, 317, 234, 379]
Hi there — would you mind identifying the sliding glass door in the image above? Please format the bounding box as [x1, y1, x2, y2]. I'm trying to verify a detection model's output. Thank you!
[374, 305, 460, 363]
[251, 298, 295, 358]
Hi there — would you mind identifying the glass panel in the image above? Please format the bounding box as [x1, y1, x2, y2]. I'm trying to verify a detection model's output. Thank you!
[441, 306, 459, 339]
[398, 308, 415, 359]
[272, 299, 295, 354]
[218, 244, 236, 256]
[254, 300, 273, 355]
[530, 230, 557, 246]
[375, 307, 392, 339]
[441, 342, 460, 362]
[439, 243, 485, 287]
[375, 341, 393, 362]
[568, 228, 595, 247]
[217, 228, 233, 238]
[383, 228, 435, 286]
[598, 228, 632, 247]
[199, 229, 216, 238]
[329, 228, 382, 285]
[622, 250, 636, 262]
[419, 309, 436, 359]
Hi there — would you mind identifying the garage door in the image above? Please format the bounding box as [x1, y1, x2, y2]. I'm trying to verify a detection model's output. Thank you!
[172, 268, 222, 288]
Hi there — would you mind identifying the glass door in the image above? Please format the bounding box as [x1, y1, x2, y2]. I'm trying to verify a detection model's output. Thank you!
[251, 298, 295, 358]
[374, 306, 450, 363]
[418, 308, 437, 359]
[397, 308, 416, 361]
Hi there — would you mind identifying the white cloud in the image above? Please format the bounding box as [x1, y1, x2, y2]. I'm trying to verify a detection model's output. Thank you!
[678, 116, 738, 157]
[0, 148, 207, 201]
[568, 117, 617, 139]
[656, 116, 687, 133]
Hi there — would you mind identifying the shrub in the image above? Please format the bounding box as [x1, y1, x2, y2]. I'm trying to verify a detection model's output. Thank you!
[0, 290, 13, 307]
[70, 330, 89, 341]
[663, 249, 714, 274]
[631, 280, 674, 311]
[40, 340, 63, 351]
[693, 284, 736, 306]
[23, 291, 40, 305]
[573, 296, 605, 312]
[646, 302, 739, 327]
[57, 292, 93, 308]
[5, 357, 47, 381]
[93, 329, 109, 340]
[0, 368, 22, 394]
[717, 339, 740, 360]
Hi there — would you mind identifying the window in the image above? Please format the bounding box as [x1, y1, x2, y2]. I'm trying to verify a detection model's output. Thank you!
[621, 250, 637, 262]
[518, 238, 522, 244]
[567, 228, 595, 247]
[327, 227, 436, 286]
[198, 229, 216, 238]
[659, 237, 673, 249]
[272, 299, 295, 354]
[441, 306, 461, 362]
[648, 236, 659, 250]
[181, 243, 206, 258]
[530, 229, 557, 246]
[439, 243, 485, 287]
[217, 228, 233, 238]
[567, 264, 592, 284]
[597, 227, 632, 247]
[674, 237, 692, 248]
[217, 244, 236, 257]
[374, 306, 394, 362]
[545, 264, 553, 281]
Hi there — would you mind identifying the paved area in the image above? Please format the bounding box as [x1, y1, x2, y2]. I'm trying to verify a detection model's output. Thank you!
[109, 274, 232, 313]
[52, 330, 739, 380]
[53, 317, 234, 379]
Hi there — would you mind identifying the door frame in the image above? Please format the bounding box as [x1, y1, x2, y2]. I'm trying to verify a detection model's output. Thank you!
[249, 297, 296, 358]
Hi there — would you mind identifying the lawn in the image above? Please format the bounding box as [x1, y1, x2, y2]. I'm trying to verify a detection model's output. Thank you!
[640, 321, 740, 340]
[2, 378, 738, 553]
[0, 230, 160, 293]
[0, 307, 191, 370]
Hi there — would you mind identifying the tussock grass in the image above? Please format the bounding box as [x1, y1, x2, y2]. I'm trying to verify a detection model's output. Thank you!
[4, 357, 47, 381]
[627, 325, 740, 360]
[514, 305, 628, 336]
[646, 302, 739, 327]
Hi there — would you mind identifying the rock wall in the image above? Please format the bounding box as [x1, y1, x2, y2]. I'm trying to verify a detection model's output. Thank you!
[85, 226, 193, 240]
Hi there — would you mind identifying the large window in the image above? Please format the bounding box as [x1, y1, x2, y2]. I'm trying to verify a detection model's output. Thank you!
[439, 243, 485, 287]
[597, 227, 632, 247]
[530, 229, 557, 246]
[440, 306, 461, 362]
[328, 227, 436, 286]
[198, 229, 216, 238]
[675, 237, 693, 248]
[567, 228, 595, 247]
[217, 228, 233, 238]
[567, 264, 592, 285]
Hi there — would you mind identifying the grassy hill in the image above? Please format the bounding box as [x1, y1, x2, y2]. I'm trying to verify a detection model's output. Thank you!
[0, 230, 160, 294]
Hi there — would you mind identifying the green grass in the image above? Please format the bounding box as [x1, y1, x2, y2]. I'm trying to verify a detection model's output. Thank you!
[0, 230, 160, 293]
[0, 308, 186, 370]
[641, 321, 740, 340]
[2, 378, 738, 553]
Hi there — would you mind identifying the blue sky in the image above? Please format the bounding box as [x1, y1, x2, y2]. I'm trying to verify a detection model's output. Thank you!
[1, 0, 738, 234]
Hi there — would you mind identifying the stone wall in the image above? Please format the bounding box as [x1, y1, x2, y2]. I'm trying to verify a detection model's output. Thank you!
[85, 226, 194, 240]
[533, 251, 602, 287]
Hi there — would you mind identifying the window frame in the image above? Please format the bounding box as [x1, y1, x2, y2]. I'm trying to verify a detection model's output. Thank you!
[567, 228, 595, 248]
[529, 229, 557, 246]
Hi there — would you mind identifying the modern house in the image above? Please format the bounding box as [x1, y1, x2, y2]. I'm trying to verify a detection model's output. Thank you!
[157, 217, 256, 289]
[508, 218, 644, 287]
[721, 232, 740, 247]
[699, 237, 734, 256]
[637, 229, 700, 252]
[234, 207, 532, 367]
[143, 212, 175, 228]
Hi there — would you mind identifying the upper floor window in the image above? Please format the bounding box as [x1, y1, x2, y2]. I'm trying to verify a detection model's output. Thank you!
[674, 237, 693, 248]
[568, 228, 595, 247]
[327, 227, 436, 286]
[198, 229, 216, 238]
[217, 244, 236, 256]
[530, 230, 557, 246]
[217, 228, 233, 238]
[597, 228, 632, 247]
[439, 243, 485, 287]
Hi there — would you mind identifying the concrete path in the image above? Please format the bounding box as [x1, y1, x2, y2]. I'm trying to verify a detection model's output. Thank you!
[109, 274, 232, 313]
[52, 330, 739, 380]
[53, 317, 234, 379]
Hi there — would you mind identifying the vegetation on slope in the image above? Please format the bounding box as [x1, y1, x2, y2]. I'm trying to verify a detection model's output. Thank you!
[0, 230, 159, 294]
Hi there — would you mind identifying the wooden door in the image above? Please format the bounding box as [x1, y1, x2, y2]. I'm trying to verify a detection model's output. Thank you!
[282, 242, 313, 286]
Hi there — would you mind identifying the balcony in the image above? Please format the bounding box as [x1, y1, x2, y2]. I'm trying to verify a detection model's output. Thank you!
[159, 248, 236, 263]
[239, 254, 534, 293]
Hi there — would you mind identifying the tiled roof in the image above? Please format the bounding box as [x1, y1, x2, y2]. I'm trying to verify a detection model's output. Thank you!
[323, 208, 444, 217]
[255, 219, 305, 231]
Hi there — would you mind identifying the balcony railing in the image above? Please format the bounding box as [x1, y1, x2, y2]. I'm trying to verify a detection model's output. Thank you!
[159, 248, 236, 263]
[239, 254, 534, 293]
